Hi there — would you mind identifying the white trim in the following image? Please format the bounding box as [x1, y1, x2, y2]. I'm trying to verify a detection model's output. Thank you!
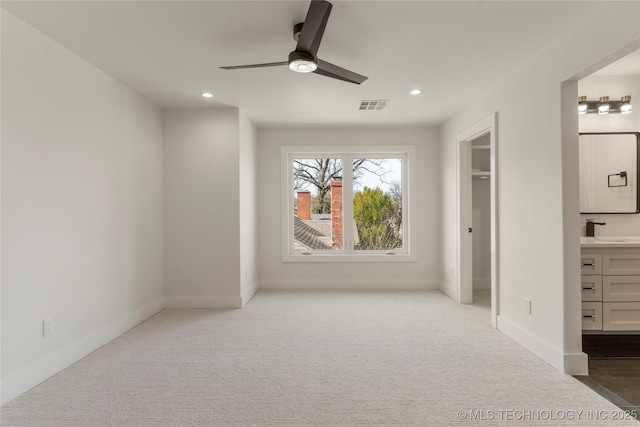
[281, 145, 416, 262]
[164, 295, 242, 309]
[497, 315, 563, 371]
[241, 282, 259, 307]
[440, 280, 458, 301]
[456, 137, 472, 304]
[259, 279, 440, 290]
[456, 113, 498, 328]
[497, 315, 587, 374]
[1, 297, 164, 405]
[564, 353, 589, 376]
[281, 253, 417, 263]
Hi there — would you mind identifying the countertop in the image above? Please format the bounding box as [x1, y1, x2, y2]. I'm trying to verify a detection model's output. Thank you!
[580, 236, 640, 248]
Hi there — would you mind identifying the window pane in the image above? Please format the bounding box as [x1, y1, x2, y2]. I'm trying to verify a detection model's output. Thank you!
[352, 158, 403, 251]
[292, 158, 343, 251]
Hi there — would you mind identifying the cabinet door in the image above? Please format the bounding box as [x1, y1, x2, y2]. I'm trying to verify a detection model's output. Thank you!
[603, 253, 640, 275]
[581, 275, 603, 301]
[581, 254, 602, 275]
[603, 276, 640, 302]
[603, 302, 640, 331]
[582, 302, 603, 330]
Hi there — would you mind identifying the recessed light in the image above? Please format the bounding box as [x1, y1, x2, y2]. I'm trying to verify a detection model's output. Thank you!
[202, 92, 214, 98]
[409, 89, 422, 95]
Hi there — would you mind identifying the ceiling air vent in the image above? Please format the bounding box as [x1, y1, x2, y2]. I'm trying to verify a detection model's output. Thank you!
[359, 100, 388, 111]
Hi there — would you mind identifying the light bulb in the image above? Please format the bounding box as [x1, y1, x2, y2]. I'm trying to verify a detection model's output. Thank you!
[621, 96, 632, 114]
[598, 96, 609, 115]
[577, 96, 587, 114]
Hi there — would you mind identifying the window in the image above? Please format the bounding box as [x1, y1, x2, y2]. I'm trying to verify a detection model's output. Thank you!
[282, 146, 415, 262]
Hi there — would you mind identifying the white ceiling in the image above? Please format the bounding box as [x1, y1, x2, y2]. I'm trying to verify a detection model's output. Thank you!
[2, 1, 606, 126]
[592, 49, 640, 76]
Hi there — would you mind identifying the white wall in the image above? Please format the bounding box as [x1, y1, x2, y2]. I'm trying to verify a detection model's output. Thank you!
[239, 111, 259, 304]
[257, 126, 440, 289]
[1, 12, 164, 403]
[163, 108, 244, 308]
[439, 2, 639, 374]
[578, 74, 640, 236]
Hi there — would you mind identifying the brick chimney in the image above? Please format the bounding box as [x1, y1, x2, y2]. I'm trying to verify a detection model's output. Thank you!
[331, 178, 343, 249]
[297, 191, 311, 220]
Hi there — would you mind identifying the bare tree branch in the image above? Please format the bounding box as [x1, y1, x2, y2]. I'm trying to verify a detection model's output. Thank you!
[293, 158, 390, 214]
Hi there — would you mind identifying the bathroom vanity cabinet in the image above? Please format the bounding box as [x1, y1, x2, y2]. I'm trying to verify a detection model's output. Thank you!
[581, 244, 640, 332]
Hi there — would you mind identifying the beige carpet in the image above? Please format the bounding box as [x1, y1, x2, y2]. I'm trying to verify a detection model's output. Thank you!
[1, 290, 638, 426]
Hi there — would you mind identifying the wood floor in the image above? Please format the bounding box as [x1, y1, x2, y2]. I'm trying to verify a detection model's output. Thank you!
[575, 335, 640, 418]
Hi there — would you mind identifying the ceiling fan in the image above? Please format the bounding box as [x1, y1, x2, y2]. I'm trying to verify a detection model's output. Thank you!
[220, 0, 368, 85]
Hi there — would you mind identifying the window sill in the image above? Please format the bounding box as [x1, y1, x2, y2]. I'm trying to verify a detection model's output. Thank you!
[282, 253, 416, 263]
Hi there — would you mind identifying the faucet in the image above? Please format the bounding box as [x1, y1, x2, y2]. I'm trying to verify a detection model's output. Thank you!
[586, 220, 606, 237]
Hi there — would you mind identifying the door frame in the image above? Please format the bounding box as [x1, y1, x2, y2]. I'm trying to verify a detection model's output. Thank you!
[456, 113, 498, 327]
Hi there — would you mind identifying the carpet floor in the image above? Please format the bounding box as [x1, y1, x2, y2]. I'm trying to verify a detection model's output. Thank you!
[2, 290, 638, 426]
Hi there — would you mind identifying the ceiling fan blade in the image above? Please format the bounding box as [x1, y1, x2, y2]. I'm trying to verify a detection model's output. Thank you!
[296, 0, 332, 58]
[314, 59, 368, 85]
[220, 61, 287, 70]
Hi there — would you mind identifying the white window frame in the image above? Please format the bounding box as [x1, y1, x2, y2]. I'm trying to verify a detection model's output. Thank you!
[281, 145, 416, 262]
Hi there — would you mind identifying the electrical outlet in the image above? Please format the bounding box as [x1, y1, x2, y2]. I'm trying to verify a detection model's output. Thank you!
[524, 298, 532, 314]
[43, 318, 54, 337]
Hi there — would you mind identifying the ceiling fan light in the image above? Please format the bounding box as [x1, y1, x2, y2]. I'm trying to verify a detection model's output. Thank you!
[288, 51, 318, 73]
[289, 59, 317, 73]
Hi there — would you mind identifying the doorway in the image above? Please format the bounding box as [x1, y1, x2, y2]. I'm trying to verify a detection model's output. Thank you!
[457, 113, 498, 327]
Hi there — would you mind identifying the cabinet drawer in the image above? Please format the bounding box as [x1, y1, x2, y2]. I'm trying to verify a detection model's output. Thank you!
[581, 254, 602, 275]
[603, 253, 640, 275]
[582, 302, 603, 330]
[603, 276, 640, 302]
[581, 275, 603, 301]
[603, 302, 640, 331]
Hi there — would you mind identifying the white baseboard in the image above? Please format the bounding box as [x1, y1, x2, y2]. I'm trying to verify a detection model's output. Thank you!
[440, 280, 457, 301]
[241, 281, 259, 307]
[258, 279, 440, 290]
[564, 352, 589, 375]
[1, 297, 164, 406]
[164, 295, 242, 309]
[496, 315, 588, 374]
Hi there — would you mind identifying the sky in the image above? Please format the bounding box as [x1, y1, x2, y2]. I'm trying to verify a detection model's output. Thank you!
[353, 158, 402, 193]
[294, 157, 402, 197]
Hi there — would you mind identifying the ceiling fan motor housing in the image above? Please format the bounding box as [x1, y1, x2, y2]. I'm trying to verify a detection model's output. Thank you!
[293, 22, 304, 42]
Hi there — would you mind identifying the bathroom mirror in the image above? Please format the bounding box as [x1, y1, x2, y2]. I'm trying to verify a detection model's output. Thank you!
[579, 132, 640, 214]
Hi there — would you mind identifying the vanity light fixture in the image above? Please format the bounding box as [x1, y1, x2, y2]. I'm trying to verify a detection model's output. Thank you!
[577, 95, 632, 115]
